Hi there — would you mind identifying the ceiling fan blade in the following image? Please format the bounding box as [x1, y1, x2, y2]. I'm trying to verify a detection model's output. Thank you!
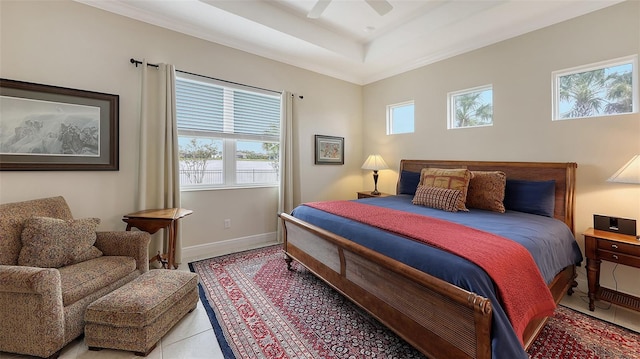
[307, 0, 332, 19]
[365, 0, 393, 16]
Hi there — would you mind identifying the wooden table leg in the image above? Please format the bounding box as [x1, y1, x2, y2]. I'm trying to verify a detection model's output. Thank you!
[586, 257, 601, 311]
[168, 221, 177, 270]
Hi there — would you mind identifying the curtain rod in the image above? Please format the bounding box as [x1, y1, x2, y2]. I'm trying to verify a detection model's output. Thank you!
[129, 58, 282, 95]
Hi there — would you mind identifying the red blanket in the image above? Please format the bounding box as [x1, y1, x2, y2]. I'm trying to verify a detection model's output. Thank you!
[305, 201, 556, 344]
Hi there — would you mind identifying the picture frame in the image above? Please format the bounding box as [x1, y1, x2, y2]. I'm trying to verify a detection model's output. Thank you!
[0, 78, 119, 171]
[314, 135, 344, 165]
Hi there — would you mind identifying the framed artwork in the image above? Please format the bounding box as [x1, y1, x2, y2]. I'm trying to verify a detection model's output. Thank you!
[314, 135, 344, 165]
[0, 78, 119, 171]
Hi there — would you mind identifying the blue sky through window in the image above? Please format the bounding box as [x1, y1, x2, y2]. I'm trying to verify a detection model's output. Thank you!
[178, 137, 269, 154]
[390, 103, 414, 134]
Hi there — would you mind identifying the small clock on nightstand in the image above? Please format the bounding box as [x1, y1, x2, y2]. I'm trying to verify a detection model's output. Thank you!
[357, 191, 392, 199]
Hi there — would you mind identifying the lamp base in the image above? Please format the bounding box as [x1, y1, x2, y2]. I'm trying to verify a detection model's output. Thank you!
[371, 170, 380, 196]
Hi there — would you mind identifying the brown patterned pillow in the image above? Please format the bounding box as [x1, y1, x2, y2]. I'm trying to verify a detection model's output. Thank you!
[419, 168, 472, 210]
[466, 171, 506, 213]
[412, 185, 463, 212]
[18, 217, 102, 268]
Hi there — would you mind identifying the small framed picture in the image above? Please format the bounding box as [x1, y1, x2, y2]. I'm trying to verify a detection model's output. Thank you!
[314, 135, 344, 165]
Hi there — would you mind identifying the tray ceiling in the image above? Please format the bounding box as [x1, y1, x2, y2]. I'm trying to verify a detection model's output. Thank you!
[75, 0, 624, 85]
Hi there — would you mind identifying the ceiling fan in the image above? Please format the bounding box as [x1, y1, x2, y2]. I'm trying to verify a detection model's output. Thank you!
[307, 0, 393, 19]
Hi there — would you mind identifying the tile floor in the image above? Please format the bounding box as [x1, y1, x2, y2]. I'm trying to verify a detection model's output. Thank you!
[1, 266, 638, 359]
[558, 277, 640, 333]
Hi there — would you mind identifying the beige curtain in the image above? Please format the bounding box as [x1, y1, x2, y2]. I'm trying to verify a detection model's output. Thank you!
[277, 91, 294, 242]
[136, 60, 182, 265]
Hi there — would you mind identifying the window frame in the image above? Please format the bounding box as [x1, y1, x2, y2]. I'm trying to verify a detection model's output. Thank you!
[386, 100, 415, 135]
[447, 84, 493, 130]
[551, 55, 638, 121]
[175, 73, 281, 191]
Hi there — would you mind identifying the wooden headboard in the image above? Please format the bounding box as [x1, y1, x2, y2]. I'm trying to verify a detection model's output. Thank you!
[397, 160, 577, 232]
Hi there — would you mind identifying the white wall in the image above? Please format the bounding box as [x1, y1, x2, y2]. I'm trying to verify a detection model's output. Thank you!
[0, 0, 363, 259]
[363, 1, 640, 296]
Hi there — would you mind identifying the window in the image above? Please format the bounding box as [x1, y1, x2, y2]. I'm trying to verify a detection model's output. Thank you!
[552, 55, 637, 120]
[175, 73, 281, 189]
[387, 101, 414, 135]
[448, 85, 493, 129]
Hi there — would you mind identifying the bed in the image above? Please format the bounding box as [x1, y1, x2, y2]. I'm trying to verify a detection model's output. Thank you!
[279, 159, 582, 359]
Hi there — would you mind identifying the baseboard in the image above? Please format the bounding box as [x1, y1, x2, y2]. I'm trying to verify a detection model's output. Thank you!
[182, 232, 278, 263]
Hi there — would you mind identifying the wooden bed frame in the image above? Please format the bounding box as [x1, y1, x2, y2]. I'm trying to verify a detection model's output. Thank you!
[279, 160, 578, 359]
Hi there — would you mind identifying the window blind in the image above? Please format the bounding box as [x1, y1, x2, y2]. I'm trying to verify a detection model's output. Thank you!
[176, 74, 280, 141]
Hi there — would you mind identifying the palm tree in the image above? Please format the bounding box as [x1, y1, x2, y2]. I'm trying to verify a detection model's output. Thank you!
[455, 92, 493, 127]
[559, 70, 606, 118]
[605, 70, 633, 114]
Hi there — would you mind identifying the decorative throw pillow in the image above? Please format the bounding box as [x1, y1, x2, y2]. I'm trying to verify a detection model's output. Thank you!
[398, 170, 422, 196]
[504, 179, 556, 217]
[412, 185, 463, 212]
[466, 171, 506, 213]
[18, 217, 102, 268]
[419, 168, 472, 210]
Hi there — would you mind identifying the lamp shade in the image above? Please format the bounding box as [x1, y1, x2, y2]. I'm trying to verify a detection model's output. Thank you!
[607, 155, 640, 184]
[361, 155, 389, 171]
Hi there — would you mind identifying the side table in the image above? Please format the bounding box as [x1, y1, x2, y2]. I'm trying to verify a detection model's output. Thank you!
[584, 227, 640, 312]
[123, 208, 193, 269]
[357, 191, 392, 199]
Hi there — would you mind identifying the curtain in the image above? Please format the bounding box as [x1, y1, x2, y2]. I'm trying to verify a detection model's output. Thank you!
[136, 60, 183, 265]
[277, 91, 294, 242]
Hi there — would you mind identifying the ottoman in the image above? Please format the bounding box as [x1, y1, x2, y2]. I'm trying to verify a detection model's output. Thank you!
[85, 269, 199, 356]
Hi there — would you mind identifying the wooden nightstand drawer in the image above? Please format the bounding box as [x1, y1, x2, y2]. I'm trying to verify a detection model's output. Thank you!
[357, 191, 391, 199]
[597, 239, 640, 257]
[596, 250, 640, 267]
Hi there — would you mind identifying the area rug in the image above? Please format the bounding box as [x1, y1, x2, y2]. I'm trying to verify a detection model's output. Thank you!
[189, 245, 640, 359]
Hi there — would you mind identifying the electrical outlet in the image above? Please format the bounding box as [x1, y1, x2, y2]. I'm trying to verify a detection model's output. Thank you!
[224, 219, 231, 229]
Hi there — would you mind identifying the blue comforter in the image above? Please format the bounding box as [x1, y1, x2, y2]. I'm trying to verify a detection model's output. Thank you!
[291, 194, 583, 359]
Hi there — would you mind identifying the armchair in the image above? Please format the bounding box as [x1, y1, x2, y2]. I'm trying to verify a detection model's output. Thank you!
[0, 196, 150, 359]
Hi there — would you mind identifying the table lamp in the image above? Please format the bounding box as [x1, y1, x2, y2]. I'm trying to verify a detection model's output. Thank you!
[361, 154, 389, 195]
[607, 155, 640, 184]
[606, 154, 640, 239]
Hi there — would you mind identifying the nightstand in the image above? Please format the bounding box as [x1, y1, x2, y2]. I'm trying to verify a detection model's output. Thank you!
[357, 191, 392, 199]
[584, 227, 640, 312]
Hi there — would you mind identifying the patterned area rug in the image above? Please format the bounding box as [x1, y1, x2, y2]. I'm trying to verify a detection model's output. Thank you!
[189, 245, 640, 359]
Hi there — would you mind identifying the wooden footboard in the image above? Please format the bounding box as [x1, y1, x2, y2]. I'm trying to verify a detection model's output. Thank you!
[280, 212, 493, 359]
[280, 213, 577, 359]
[280, 160, 578, 359]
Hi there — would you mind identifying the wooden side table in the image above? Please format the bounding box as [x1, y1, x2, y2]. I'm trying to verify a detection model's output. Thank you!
[584, 227, 640, 312]
[123, 208, 193, 269]
[357, 191, 392, 199]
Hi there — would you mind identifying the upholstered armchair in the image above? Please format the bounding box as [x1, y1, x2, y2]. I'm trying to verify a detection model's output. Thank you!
[0, 196, 151, 359]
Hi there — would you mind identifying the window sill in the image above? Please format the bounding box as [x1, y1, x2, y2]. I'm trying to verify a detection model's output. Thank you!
[180, 184, 278, 192]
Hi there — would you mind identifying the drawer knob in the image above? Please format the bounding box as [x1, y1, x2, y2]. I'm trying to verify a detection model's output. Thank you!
[611, 244, 618, 249]
[612, 254, 619, 260]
